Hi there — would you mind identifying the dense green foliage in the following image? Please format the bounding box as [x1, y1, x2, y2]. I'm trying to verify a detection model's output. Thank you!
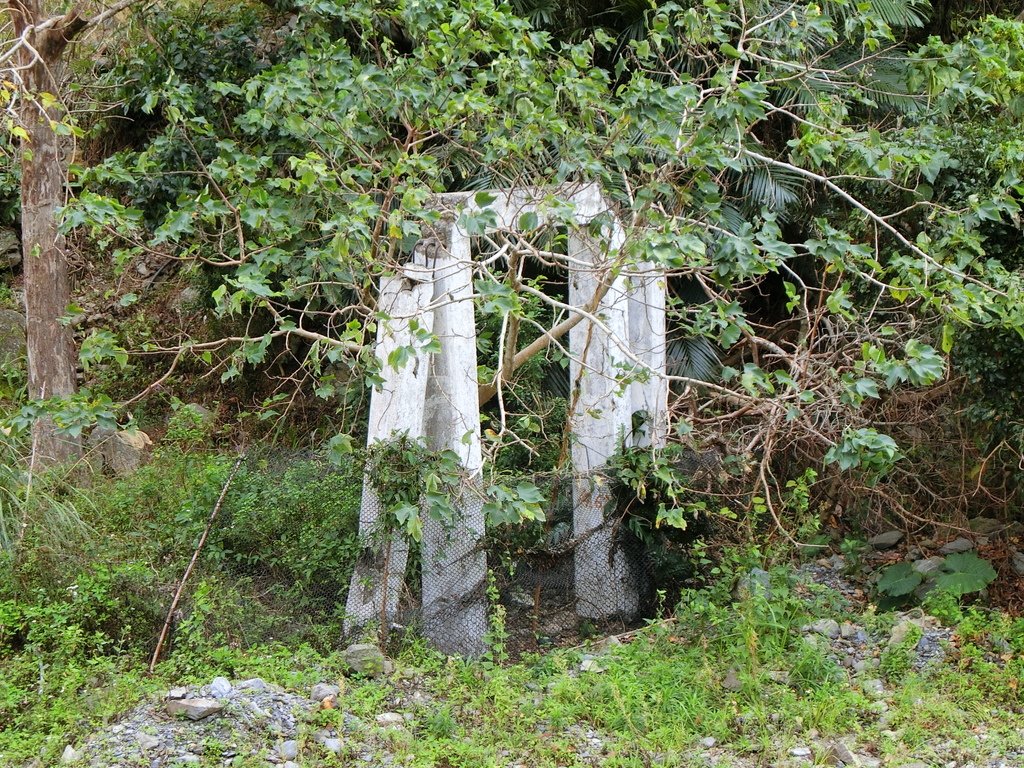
[3, 1, 1024, 761]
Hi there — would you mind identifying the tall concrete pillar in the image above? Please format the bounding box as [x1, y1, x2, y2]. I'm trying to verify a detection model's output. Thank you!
[569, 222, 642, 620]
[344, 253, 434, 638]
[420, 222, 489, 656]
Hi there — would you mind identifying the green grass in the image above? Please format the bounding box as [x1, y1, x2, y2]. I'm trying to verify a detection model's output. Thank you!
[0, 449, 1022, 766]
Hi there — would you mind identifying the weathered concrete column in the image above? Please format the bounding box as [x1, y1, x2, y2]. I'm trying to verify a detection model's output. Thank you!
[628, 263, 668, 449]
[420, 221, 489, 656]
[344, 256, 434, 639]
[569, 221, 643, 620]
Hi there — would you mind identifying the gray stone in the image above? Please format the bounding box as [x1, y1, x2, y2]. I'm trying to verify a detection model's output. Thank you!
[721, 667, 742, 692]
[580, 656, 606, 673]
[805, 619, 841, 639]
[310, 682, 340, 702]
[209, 676, 232, 697]
[939, 537, 973, 554]
[790, 746, 812, 757]
[282, 763, 299, 768]
[912, 557, 945, 576]
[859, 759, 881, 768]
[969, 517, 1005, 536]
[173, 286, 203, 314]
[165, 697, 225, 720]
[343, 643, 394, 678]
[0, 308, 25, 367]
[861, 678, 885, 698]
[1011, 550, 1024, 577]
[166, 687, 188, 700]
[839, 622, 860, 640]
[734, 567, 771, 601]
[700, 736, 717, 748]
[278, 741, 298, 760]
[60, 745, 80, 764]
[868, 531, 903, 550]
[894, 764, 929, 768]
[235, 678, 268, 691]
[0, 228, 19, 269]
[87, 427, 153, 476]
[182, 402, 216, 426]
[137, 733, 160, 751]
[376, 712, 405, 728]
[823, 740, 858, 766]
[889, 620, 920, 647]
[321, 738, 343, 754]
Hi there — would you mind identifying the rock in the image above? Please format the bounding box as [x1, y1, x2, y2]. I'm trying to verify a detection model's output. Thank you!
[310, 682, 340, 702]
[173, 286, 203, 314]
[1011, 550, 1024, 577]
[60, 745, 80, 763]
[209, 676, 232, 697]
[165, 697, 225, 720]
[701, 736, 717, 748]
[861, 678, 885, 698]
[321, 738, 343, 753]
[181, 402, 216, 426]
[839, 622, 861, 640]
[912, 557, 944, 576]
[592, 635, 622, 654]
[859, 758, 881, 768]
[580, 656, 606, 673]
[868, 531, 903, 550]
[282, 763, 299, 768]
[278, 741, 298, 760]
[0, 308, 25, 367]
[734, 567, 771, 601]
[376, 712, 405, 728]
[166, 687, 188, 699]
[137, 733, 160, 751]
[805, 619, 841, 639]
[823, 740, 858, 766]
[0, 228, 20, 269]
[343, 643, 394, 678]
[722, 668, 742, 692]
[790, 746, 812, 757]
[969, 517, 1005, 536]
[235, 678, 268, 691]
[939, 537, 973, 554]
[894, 764, 929, 768]
[87, 427, 153, 476]
[889, 620, 920, 647]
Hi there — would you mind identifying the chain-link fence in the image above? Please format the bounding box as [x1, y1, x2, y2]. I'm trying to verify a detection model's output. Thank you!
[171, 447, 745, 660]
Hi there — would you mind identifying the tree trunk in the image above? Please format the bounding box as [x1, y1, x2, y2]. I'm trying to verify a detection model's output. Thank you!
[11, 0, 81, 466]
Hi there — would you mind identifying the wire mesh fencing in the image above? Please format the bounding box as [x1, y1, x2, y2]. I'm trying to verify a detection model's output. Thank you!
[167, 447, 747, 660]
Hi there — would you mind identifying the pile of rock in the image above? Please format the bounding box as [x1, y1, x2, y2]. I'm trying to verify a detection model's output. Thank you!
[62, 644, 401, 767]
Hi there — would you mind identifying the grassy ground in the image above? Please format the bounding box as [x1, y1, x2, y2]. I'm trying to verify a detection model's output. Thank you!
[1, 447, 1022, 766]
[2, 566, 1022, 767]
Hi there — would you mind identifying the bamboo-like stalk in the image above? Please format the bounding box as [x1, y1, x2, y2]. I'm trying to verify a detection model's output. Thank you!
[148, 455, 243, 674]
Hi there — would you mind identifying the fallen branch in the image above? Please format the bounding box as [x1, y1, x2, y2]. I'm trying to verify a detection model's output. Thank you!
[148, 454, 243, 674]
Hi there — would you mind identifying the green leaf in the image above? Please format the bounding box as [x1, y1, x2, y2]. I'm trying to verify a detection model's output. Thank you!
[877, 562, 923, 597]
[935, 552, 997, 595]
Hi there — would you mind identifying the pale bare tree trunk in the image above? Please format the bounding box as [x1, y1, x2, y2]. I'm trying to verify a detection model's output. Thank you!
[10, 0, 82, 466]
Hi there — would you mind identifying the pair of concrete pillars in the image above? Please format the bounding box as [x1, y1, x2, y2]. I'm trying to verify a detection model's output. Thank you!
[344, 185, 667, 654]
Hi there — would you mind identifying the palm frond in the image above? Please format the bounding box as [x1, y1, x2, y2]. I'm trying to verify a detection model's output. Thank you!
[666, 335, 721, 383]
